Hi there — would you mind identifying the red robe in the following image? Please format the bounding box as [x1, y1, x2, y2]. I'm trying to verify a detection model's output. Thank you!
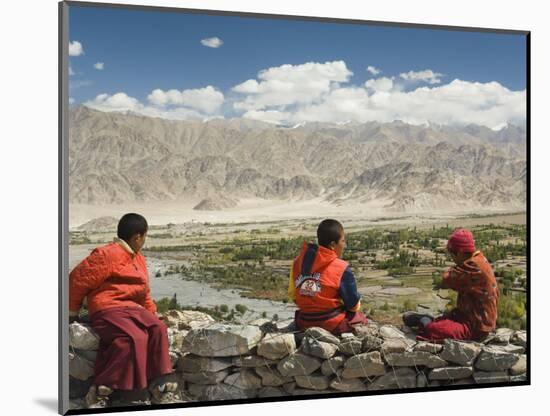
[69, 240, 172, 390]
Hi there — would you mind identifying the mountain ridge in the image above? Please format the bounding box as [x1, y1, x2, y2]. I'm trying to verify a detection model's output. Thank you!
[68, 106, 526, 212]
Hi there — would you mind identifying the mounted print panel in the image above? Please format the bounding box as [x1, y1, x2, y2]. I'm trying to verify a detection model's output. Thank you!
[59, 1, 529, 414]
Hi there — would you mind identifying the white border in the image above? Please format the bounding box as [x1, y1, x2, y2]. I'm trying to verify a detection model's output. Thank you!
[1, 0, 547, 415]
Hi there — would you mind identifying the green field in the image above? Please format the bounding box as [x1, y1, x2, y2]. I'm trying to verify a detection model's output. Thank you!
[70, 214, 527, 328]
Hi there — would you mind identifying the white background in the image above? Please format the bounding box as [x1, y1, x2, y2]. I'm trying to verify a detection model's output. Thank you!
[0, 0, 547, 415]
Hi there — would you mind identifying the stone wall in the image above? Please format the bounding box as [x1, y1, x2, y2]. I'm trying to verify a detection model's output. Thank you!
[68, 310, 527, 410]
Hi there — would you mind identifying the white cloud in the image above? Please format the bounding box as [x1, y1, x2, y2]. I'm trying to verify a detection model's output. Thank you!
[84, 89, 224, 121]
[69, 97, 75, 104]
[291, 87, 372, 124]
[69, 66, 75, 76]
[365, 77, 395, 93]
[93, 62, 104, 70]
[69, 40, 83, 56]
[147, 85, 224, 114]
[399, 69, 443, 84]
[232, 79, 259, 94]
[289, 79, 525, 129]
[232, 60, 353, 111]
[85, 92, 143, 113]
[367, 65, 381, 76]
[80, 60, 526, 130]
[241, 110, 291, 124]
[69, 79, 93, 89]
[201, 37, 223, 48]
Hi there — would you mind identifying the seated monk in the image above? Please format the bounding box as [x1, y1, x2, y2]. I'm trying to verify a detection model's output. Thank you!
[402, 228, 499, 342]
[289, 219, 368, 335]
[69, 213, 177, 408]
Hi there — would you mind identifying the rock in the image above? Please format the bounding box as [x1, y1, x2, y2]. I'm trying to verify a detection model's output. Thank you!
[255, 366, 293, 386]
[161, 310, 215, 330]
[189, 384, 257, 400]
[321, 356, 346, 376]
[184, 324, 262, 357]
[439, 339, 482, 366]
[488, 328, 514, 345]
[232, 355, 278, 368]
[488, 328, 515, 344]
[169, 351, 179, 368]
[276, 319, 296, 332]
[72, 348, 97, 362]
[259, 322, 279, 333]
[428, 367, 473, 380]
[362, 335, 384, 352]
[186, 383, 206, 398]
[485, 344, 524, 354]
[277, 353, 322, 377]
[511, 331, 527, 347]
[282, 382, 297, 394]
[109, 389, 151, 407]
[510, 374, 527, 382]
[177, 354, 232, 373]
[367, 367, 417, 390]
[69, 399, 86, 410]
[381, 338, 416, 355]
[416, 373, 429, 388]
[474, 346, 520, 371]
[167, 328, 187, 352]
[69, 376, 92, 399]
[330, 378, 367, 392]
[258, 387, 285, 398]
[257, 333, 296, 360]
[448, 378, 475, 386]
[506, 345, 525, 354]
[353, 322, 379, 339]
[341, 351, 386, 378]
[304, 327, 341, 345]
[292, 388, 329, 396]
[301, 337, 339, 359]
[224, 369, 263, 390]
[384, 351, 447, 368]
[249, 318, 272, 327]
[414, 342, 443, 354]
[473, 371, 510, 384]
[69, 323, 100, 351]
[339, 336, 363, 356]
[509, 355, 526, 376]
[294, 374, 330, 390]
[379, 325, 406, 339]
[180, 369, 229, 385]
[69, 352, 94, 381]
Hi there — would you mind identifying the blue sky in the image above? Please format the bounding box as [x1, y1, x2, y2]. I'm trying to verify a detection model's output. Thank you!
[68, 4, 527, 128]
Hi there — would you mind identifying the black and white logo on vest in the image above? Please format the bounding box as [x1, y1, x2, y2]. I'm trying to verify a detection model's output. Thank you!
[295, 273, 321, 296]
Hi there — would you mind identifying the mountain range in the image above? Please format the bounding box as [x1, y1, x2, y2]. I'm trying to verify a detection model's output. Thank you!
[68, 106, 526, 212]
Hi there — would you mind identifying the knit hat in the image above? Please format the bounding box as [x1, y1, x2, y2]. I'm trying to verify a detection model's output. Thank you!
[447, 228, 476, 253]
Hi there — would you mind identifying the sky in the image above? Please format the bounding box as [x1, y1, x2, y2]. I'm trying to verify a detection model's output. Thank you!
[68, 4, 527, 129]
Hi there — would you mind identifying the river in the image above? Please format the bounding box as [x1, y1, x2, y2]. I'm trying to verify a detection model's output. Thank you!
[68, 245, 295, 321]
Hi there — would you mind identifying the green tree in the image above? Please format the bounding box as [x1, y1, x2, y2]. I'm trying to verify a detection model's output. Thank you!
[235, 304, 248, 315]
[168, 293, 180, 310]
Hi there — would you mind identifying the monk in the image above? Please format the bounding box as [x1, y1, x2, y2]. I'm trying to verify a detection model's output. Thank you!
[402, 228, 499, 342]
[69, 213, 177, 408]
[289, 219, 368, 334]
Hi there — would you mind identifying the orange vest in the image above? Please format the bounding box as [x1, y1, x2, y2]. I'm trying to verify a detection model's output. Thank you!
[292, 242, 348, 331]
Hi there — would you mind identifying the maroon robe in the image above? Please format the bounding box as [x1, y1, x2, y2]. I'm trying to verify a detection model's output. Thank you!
[90, 306, 173, 391]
